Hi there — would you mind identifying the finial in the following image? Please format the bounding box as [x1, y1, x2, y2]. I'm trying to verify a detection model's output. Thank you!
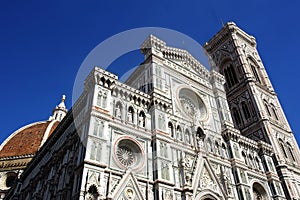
[62, 95, 66, 102]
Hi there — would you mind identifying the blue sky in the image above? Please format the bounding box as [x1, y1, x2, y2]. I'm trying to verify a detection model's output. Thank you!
[0, 0, 299, 145]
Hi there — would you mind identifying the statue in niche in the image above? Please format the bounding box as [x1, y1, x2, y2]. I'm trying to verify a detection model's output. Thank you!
[164, 190, 173, 200]
[240, 170, 246, 183]
[115, 104, 122, 119]
[138, 112, 145, 127]
[233, 144, 240, 158]
[185, 132, 190, 143]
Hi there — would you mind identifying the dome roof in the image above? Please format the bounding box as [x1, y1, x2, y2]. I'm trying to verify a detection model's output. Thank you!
[0, 121, 59, 158]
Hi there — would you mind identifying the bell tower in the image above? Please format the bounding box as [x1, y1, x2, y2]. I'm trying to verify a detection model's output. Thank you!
[204, 22, 300, 199]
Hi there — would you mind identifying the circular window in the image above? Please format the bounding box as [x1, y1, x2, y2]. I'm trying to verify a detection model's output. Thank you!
[178, 88, 207, 121]
[114, 137, 144, 170]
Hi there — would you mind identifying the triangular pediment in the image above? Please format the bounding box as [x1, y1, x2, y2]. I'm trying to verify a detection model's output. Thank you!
[110, 171, 145, 200]
[167, 58, 209, 80]
[192, 157, 226, 200]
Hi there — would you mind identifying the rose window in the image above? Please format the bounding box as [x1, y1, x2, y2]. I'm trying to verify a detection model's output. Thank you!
[178, 88, 207, 121]
[116, 145, 135, 167]
[114, 138, 144, 169]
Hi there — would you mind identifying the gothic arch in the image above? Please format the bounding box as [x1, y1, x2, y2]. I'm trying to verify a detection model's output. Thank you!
[251, 182, 270, 200]
[222, 62, 239, 89]
[168, 121, 174, 137]
[127, 105, 135, 123]
[195, 190, 222, 200]
[247, 56, 263, 84]
[114, 101, 124, 119]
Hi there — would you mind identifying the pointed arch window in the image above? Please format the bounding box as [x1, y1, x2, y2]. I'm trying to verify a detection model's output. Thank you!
[255, 157, 262, 170]
[168, 122, 174, 137]
[90, 142, 102, 162]
[242, 151, 248, 165]
[221, 143, 227, 158]
[215, 141, 220, 155]
[127, 106, 134, 123]
[287, 142, 296, 162]
[250, 64, 261, 84]
[241, 101, 251, 120]
[264, 100, 271, 116]
[223, 64, 239, 89]
[279, 139, 288, 158]
[97, 91, 107, 108]
[270, 103, 279, 120]
[138, 111, 146, 127]
[176, 125, 182, 141]
[93, 119, 104, 137]
[232, 107, 242, 126]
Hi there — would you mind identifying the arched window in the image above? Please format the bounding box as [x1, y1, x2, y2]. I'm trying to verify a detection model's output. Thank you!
[221, 143, 227, 158]
[232, 107, 242, 126]
[250, 64, 261, 84]
[176, 126, 182, 141]
[248, 154, 254, 168]
[242, 151, 248, 165]
[168, 122, 174, 137]
[97, 91, 107, 108]
[93, 119, 104, 137]
[138, 111, 146, 127]
[270, 103, 279, 120]
[279, 139, 288, 158]
[127, 106, 134, 123]
[252, 182, 267, 200]
[255, 157, 261, 170]
[223, 64, 239, 89]
[215, 141, 220, 155]
[263, 100, 271, 116]
[185, 129, 190, 144]
[90, 142, 101, 162]
[196, 127, 205, 139]
[241, 101, 251, 120]
[287, 142, 296, 162]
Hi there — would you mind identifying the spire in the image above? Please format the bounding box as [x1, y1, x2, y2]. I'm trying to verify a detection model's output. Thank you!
[49, 95, 68, 122]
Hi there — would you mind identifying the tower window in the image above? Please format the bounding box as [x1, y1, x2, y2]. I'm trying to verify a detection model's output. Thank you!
[232, 107, 242, 126]
[223, 64, 238, 89]
[287, 142, 296, 162]
[241, 101, 251, 120]
[250, 64, 261, 84]
[264, 100, 271, 116]
[279, 139, 288, 158]
[271, 104, 279, 120]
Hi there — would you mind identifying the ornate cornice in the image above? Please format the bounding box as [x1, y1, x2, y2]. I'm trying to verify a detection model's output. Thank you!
[141, 35, 209, 80]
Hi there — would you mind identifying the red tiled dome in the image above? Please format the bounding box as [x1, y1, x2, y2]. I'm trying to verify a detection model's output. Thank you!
[0, 121, 59, 158]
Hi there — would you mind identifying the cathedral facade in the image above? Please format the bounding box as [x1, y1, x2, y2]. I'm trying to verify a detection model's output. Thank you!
[2, 22, 300, 200]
